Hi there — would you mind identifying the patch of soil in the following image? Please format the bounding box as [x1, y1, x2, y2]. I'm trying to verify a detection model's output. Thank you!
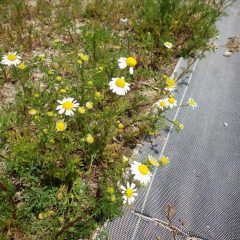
[0, 82, 17, 111]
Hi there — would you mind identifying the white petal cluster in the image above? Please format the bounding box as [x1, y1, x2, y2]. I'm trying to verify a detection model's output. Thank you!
[130, 161, 152, 184]
[109, 77, 130, 95]
[56, 97, 79, 116]
[1, 52, 21, 66]
[120, 182, 138, 205]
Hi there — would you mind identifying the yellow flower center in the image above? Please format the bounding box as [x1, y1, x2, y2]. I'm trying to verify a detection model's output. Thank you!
[62, 101, 74, 110]
[7, 53, 17, 61]
[78, 107, 86, 114]
[86, 134, 94, 144]
[138, 164, 149, 175]
[189, 99, 195, 106]
[149, 158, 159, 167]
[78, 53, 89, 61]
[118, 123, 124, 129]
[159, 101, 166, 107]
[29, 109, 37, 115]
[107, 187, 114, 194]
[18, 63, 26, 70]
[126, 57, 137, 67]
[56, 121, 66, 131]
[86, 101, 93, 109]
[126, 188, 134, 198]
[116, 78, 126, 88]
[47, 111, 54, 117]
[110, 195, 116, 202]
[166, 78, 175, 86]
[60, 89, 66, 93]
[168, 98, 176, 104]
[95, 92, 101, 98]
[161, 156, 169, 165]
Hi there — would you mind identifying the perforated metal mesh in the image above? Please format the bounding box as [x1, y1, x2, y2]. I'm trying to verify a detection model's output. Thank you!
[108, 2, 240, 239]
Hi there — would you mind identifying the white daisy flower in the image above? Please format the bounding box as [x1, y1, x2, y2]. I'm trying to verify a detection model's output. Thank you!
[1, 52, 21, 66]
[56, 97, 79, 116]
[165, 84, 176, 92]
[164, 42, 173, 49]
[131, 161, 152, 184]
[167, 97, 177, 108]
[159, 98, 169, 110]
[120, 182, 138, 205]
[188, 98, 197, 109]
[118, 56, 137, 75]
[109, 77, 130, 96]
[165, 78, 177, 92]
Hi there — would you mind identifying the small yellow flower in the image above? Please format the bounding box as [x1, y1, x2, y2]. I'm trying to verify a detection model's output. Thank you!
[107, 187, 115, 194]
[179, 123, 185, 130]
[56, 120, 67, 132]
[18, 63, 26, 70]
[57, 185, 67, 200]
[48, 70, 54, 75]
[59, 88, 67, 93]
[38, 212, 47, 220]
[77, 59, 83, 65]
[160, 156, 170, 165]
[87, 80, 93, 86]
[188, 98, 197, 109]
[49, 138, 55, 144]
[148, 155, 160, 167]
[78, 107, 86, 114]
[118, 123, 124, 129]
[56, 76, 62, 81]
[168, 97, 177, 108]
[113, 45, 120, 49]
[86, 101, 93, 109]
[29, 109, 37, 115]
[78, 53, 89, 62]
[86, 134, 94, 144]
[110, 195, 116, 202]
[122, 155, 129, 163]
[126, 57, 137, 67]
[47, 111, 54, 117]
[166, 78, 175, 86]
[34, 93, 40, 98]
[38, 54, 45, 61]
[43, 129, 48, 134]
[95, 92, 101, 98]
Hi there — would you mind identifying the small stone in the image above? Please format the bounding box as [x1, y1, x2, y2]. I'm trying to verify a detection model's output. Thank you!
[223, 51, 233, 57]
[223, 122, 228, 126]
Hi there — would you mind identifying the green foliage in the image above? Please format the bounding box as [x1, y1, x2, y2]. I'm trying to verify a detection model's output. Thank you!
[130, 0, 226, 56]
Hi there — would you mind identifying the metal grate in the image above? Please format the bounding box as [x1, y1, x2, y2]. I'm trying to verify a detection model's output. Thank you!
[108, 1, 240, 239]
